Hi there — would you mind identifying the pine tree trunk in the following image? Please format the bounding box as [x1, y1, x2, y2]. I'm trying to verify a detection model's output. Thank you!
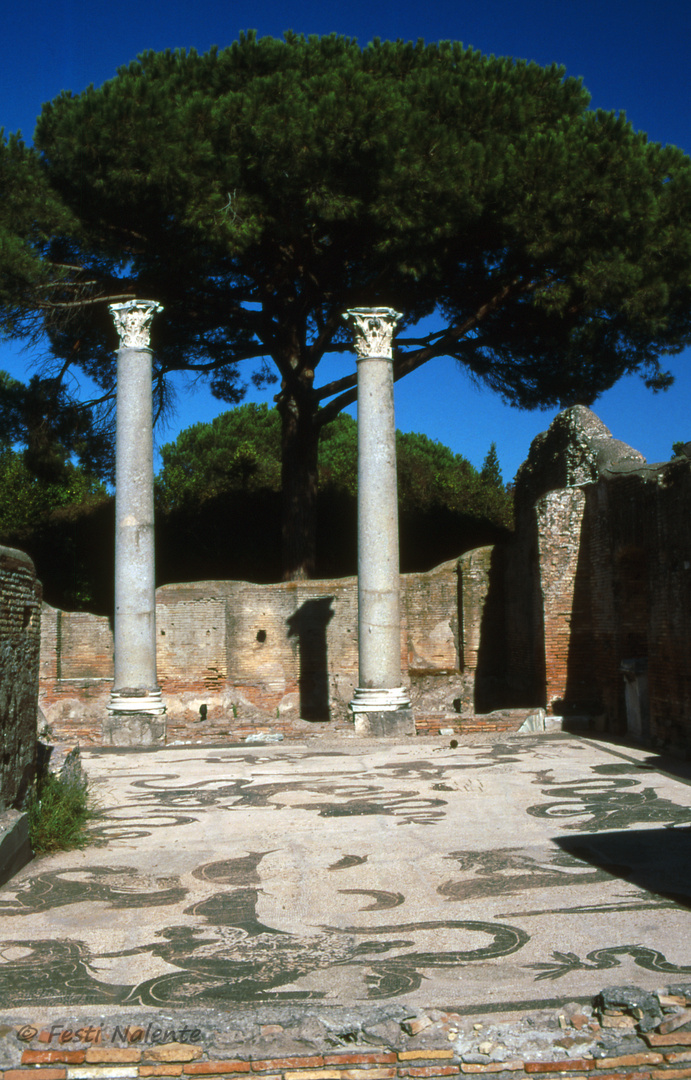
[278, 389, 319, 581]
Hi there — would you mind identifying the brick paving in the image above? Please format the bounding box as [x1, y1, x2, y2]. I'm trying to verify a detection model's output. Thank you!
[9, 1030, 691, 1080]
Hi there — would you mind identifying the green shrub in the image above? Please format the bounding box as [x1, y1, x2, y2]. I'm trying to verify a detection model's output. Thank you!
[27, 771, 93, 855]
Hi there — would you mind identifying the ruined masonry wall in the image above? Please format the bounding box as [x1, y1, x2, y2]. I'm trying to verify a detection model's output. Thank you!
[458, 547, 491, 673]
[40, 560, 462, 740]
[157, 577, 361, 712]
[455, 546, 507, 713]
[527, 463, 691, 746]
[40, 608, 114, 682]
[38, 405, 691, 750]
[535, 487, 588, 713]
[503, 509, 543, 709]
[508, 405, 691, 749]
[583, 464, 691, 746]
[0, 546, 42, 809]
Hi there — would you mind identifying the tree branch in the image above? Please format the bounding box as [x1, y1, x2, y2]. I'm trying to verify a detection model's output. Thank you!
[160, 344, 269, 376]
[315, 371, 357, 403]
[316, 385, 358, 427]
[308, 309, 344, 361]
[73, 390, 116, 411]
[38, 291, 136, 310]
[316, 275, 548, 426]
[393, 274, 552, 379]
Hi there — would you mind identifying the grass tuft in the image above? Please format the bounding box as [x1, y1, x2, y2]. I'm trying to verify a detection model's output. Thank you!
[27, 771, 93, 855]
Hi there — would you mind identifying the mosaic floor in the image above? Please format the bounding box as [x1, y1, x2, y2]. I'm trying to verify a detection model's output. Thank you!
[1, 734, 691, 1009]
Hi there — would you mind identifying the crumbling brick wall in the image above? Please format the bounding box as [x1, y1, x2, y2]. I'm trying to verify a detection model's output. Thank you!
[40, 607, 114, 682]
[38, 405, 691, 751]
[507, 406, 691, 749]
[156, 576, 361, 717]
[0, 546, 41, 809]
[581, 461, 691, 746]
[40, 561, 462, 737]
[454, 546, 509, 713]
[535, 487, 590, 713]
[503, 511, 543, 709]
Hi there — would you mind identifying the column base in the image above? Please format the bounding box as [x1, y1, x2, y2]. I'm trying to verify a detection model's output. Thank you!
[352, 708, 415, 738]
[108, 688, 166, 715]
[350, 686, 410, 713]
[102, 712, 167, 747]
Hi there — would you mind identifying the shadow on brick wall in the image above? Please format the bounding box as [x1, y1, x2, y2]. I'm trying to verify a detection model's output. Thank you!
[473, 545, 508, 712]
[559, 484, 651, 733]
[286, 597, 335, 721]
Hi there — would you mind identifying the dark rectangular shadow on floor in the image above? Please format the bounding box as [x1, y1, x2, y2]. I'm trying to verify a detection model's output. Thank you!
[556, 828, 691, 911]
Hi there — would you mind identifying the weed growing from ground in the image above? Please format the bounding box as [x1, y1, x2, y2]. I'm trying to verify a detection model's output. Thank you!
[27, 771, 93, 855]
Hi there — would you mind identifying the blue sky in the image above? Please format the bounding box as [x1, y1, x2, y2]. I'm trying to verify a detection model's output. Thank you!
[2, 0, 691, 481]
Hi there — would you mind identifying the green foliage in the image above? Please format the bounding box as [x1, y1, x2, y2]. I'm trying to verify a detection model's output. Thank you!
[18, 34, 691, 404]
[316, 412, 359, 496]
[396, 431, 513, 528]
[4, 34, 691, 572]
[481, 442, 503, 489]
[156, 405, 513, 528]
[3, 494, 114, 614]
[0, 132, 78, 335]
[27, 771, 93, 855]
[0, 367, 115, 484]
[156, 483, 509, 585]
[0, 445, 106, 541]
[0, 396, 109, 611]
[156, 403, 281, 510]
[316, 417, 514, 529]
[672, 440, 690, 458]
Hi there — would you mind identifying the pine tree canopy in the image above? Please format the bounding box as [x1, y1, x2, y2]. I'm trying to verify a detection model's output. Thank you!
[2, 32, 691, 575]
[481, 442, 503, 489]
[155, 403, 512, 528]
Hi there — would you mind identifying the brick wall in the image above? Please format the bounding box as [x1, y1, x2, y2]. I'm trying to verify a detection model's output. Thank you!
[506, 407, 691, 750]
[503, 508, 543, 709]
[37, 405, 691, 751]
[0, 545, 41, 809]
[40, 606, 114, 681]
[580, 462, 691, 747]
[506, 405, 646, 719]
[535, 487, 588, 713]
[40, 561, 464, 740]
[454, 546, 509, 712]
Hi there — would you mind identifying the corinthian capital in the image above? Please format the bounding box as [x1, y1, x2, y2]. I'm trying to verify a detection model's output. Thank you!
[344, 307, 402, 360]
[110, 300, 163, 349]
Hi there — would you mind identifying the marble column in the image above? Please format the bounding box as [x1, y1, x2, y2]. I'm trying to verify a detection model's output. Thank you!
[107, 300, 165, 724]
[344, 307, 413, 734]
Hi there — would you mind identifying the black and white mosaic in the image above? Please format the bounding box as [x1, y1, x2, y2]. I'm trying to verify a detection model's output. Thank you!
[1, 738, 691, 1007]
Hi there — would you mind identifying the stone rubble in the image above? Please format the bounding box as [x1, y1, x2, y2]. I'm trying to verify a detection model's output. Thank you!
[5, 984, 691, 1074]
